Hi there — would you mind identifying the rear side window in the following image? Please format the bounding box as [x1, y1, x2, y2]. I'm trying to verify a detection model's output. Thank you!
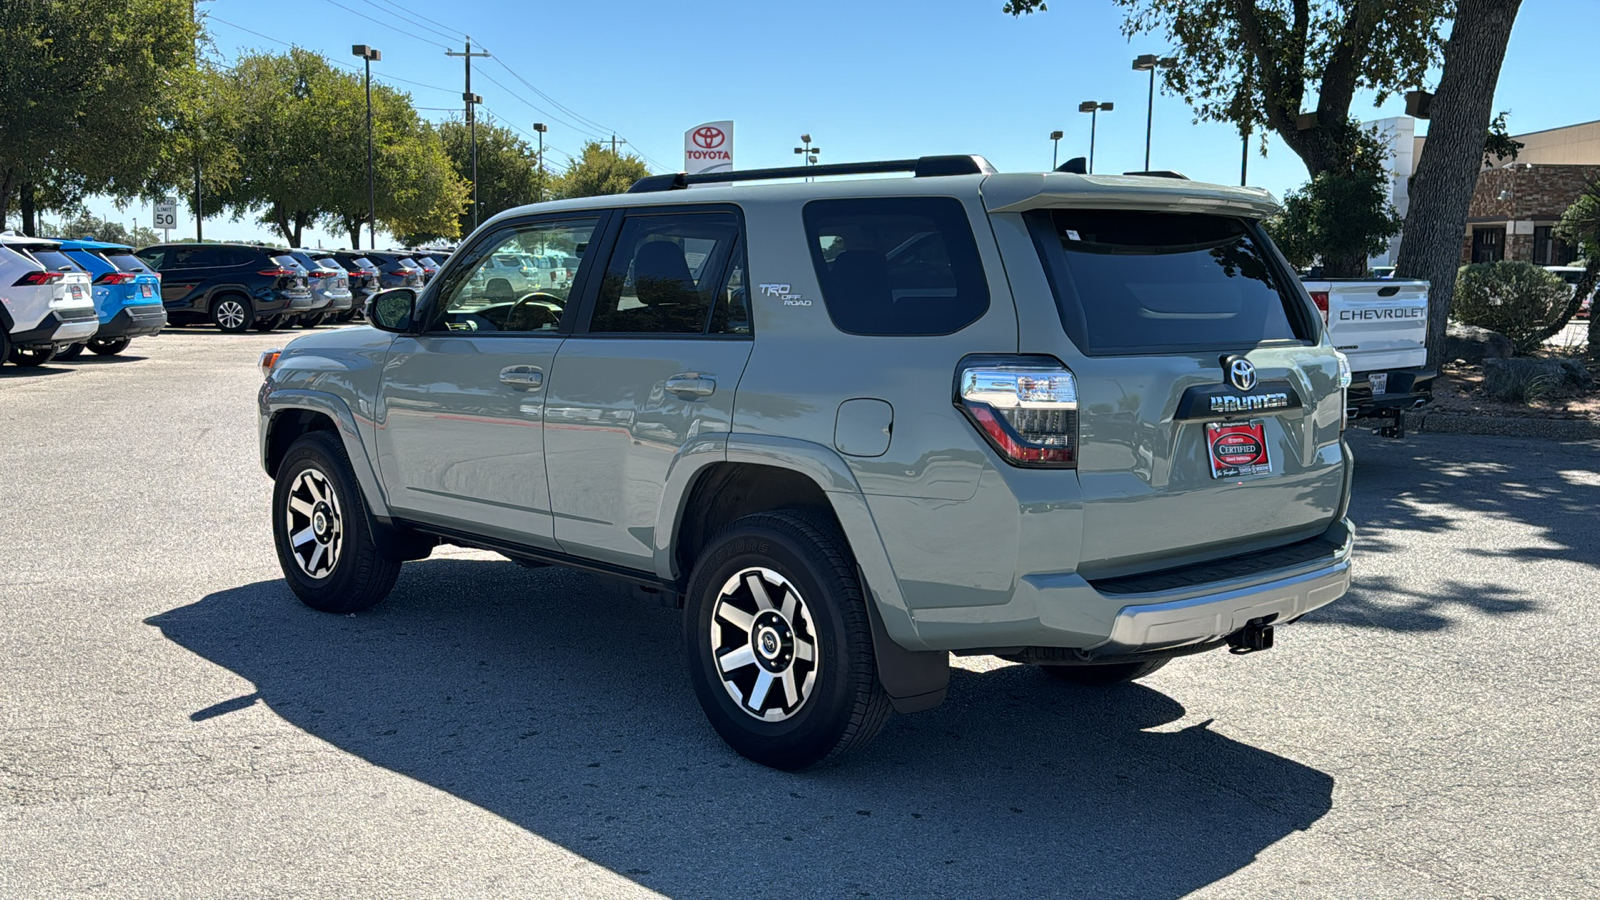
[1025, 209, 1311, 356]
[803, 197, 989, 336]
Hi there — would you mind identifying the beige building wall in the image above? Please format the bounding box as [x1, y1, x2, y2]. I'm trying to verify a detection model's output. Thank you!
[1489, 120, 1600, 167]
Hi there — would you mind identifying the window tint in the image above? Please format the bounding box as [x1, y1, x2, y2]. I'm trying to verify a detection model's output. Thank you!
[589, 212, 740, 335]
[108, 253, 149, 272]
[1024, 209, 1310, 356]
[433, 217, 599, 334]
[135, 249, 165, 269]
[710, 241, 751, 335]
[31, 249, 84, 272]
[64, 250, 110, 272]
[803, 197, 989, 336]
[167, 246, 221, 268]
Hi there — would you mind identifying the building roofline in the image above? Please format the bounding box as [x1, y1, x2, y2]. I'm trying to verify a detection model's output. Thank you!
[1510, 119, 1600, 140]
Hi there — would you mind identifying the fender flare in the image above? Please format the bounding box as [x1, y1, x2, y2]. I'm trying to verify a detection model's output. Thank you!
[653, 432, 949, 713]
[261, 387, 392, 520]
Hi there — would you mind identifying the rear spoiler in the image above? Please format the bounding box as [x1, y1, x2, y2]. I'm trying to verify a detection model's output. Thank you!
[981, 172, 1280, 218]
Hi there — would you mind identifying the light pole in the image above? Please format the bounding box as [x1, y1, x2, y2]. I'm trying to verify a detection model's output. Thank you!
[1078, 101, 1113, 174]
[1049, 130, 1064, 169]
[1132, 54, 1177, 171]
[794, 134, 821, 179]
[532, 122, 547, 201]
[352, 45, 381, 250]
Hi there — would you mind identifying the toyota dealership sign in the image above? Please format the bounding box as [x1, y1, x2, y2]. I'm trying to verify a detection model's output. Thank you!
[684, 121, 733, 175]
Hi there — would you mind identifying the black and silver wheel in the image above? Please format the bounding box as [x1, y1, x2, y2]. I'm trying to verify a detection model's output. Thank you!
[685, 511, 891, 770]
[87, 337, 130, 356]
[55, 342, 85, 360]
[272, 431, 400, 613]
[1040, 659, 1169, 686]
[9, 345, 56, 367]
[211, 295, 253, 333]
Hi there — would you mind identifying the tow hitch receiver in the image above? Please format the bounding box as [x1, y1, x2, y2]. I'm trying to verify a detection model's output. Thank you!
[1228, 617, 1276, 654]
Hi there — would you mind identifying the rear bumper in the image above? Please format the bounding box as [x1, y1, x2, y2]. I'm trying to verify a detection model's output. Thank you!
[97, 303, 168, 339]
[1348, 368, 1434, 417]
[11, 309, 101, 347]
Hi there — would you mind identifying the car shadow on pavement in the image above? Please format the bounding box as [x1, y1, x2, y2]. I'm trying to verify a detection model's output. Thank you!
[149, 560, 1333, 899]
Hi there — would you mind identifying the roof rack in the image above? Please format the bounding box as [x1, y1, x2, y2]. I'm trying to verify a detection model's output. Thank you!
[1122, 170, 1189, 180]
[628, 155, 996, 193]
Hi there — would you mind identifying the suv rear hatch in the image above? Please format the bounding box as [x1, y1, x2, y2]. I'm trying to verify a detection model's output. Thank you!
[986, 180, 1346, 578]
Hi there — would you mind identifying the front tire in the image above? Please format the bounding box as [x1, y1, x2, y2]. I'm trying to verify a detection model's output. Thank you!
[684, 511, 891, 770]
[88, 337, 130, 356]
[1040, 659, 1169, 686]
[9, 345, 56, 367]
[272, 431, 401, 613]
[212, 295, 253, 333]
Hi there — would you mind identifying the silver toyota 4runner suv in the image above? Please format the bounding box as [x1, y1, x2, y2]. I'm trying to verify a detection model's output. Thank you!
[258, 156, 1354, 770]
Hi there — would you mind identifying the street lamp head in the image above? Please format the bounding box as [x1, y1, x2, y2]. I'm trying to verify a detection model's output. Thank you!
[1101, 102, 1114, 111]
[1050, 130, 1064, 140]
[1160, 56, 1178, 67]
[532, 122, 547, 133]
[463, 92, 482, 104]
[352, 45, 380, 61]
[1133, 53, 1159, 70]
[1079, 101, 1097, 113]
[794, 148, 805, 154]
[800, 134, 812, 143]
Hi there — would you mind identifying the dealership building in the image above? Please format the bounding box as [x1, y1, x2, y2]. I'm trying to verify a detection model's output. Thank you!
[1368, 117, 1600, 267]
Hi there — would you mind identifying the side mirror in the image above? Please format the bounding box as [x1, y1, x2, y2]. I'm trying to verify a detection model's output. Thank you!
[367, 287, 417, 333]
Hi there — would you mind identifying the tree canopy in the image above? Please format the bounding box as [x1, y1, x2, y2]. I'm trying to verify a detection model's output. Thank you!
[554, 143, 651, 200]
[436, 117, 551, 239]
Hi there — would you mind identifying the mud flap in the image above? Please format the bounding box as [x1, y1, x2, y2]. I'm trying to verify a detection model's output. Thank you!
[862, 573, 949, 713]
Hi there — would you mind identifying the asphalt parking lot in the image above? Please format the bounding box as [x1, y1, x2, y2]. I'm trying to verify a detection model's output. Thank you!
[3, 328, 1598, 899]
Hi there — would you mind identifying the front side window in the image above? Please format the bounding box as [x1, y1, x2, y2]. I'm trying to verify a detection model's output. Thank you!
[589, 211, 741, 335]
[432, 217, 598, 334]
[1025, 209, 1311, 356]
[803, 197, 990, 336]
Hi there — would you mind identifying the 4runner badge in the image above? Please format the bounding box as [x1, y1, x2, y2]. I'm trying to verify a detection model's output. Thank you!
[759, 283, 811, 306]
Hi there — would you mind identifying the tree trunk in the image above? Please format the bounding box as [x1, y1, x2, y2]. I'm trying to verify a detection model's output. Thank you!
[0, 169, 13, 231]
[347, 220, 361, 250]
[1535, 256, 1599, 341]
[1394, 0, 1523, 369]
[20, 182, 36, 236]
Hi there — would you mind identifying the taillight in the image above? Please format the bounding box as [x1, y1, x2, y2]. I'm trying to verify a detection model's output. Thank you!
[398, 267, 416, 275]
[94, 272, 137, 285]
[1310, 291, 1329, 324]
[1334, 350, 1352, 433]
[956, 358, 1079, 467]
[13, 270, 64, 286]
[258, 267, 297, 277]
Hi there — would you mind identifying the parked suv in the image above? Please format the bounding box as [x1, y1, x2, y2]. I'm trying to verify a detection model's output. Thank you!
[258, 157, 1355, 770]
[1, 233, 99, 366]
[55, 239, 167, 357]
[136, 242, 315, 332]
[288, 250, 353, 327]
[355, 250, 425, 290]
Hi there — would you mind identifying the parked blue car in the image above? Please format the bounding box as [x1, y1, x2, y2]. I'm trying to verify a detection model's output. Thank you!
[54, 239, 167, 357]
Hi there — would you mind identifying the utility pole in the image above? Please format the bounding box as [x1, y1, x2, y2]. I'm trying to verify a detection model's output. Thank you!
[609, 134, 627, 156]
[191, 0, 202, 241]
[446, 40, 490, 229]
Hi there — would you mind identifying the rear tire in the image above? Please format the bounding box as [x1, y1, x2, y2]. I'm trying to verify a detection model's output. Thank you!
[0, 330, 10, 367]
[55, 342, 85, 360]
[1040, 659, 1169, 686]
[211, 295, 253, 333]
[299, 312, 326, 328]
[87, 337, 130, 356]
[684, 511, 892, 770]
[9, 345, 56, 367]
[254, 315, 284, 332]
[272, 431, 401, 614]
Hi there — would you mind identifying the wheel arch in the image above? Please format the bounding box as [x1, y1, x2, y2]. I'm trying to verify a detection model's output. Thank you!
[659, 433, 949, 713]
[262, 390, 391, 520]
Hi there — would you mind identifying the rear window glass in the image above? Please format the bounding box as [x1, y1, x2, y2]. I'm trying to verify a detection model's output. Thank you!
[272, 255, 304, 271]
[107, 253, 149, 272]
[803, 197, 989, 336]
[1024, 209, 1311, 356]
[316, 257, 344, 270]
[32, 249, 84, 272]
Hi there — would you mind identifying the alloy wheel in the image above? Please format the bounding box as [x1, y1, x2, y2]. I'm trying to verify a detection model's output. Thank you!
[215, 299, 247, 330]
[285, 466, 344, 579]
[710, 567, 820, 722]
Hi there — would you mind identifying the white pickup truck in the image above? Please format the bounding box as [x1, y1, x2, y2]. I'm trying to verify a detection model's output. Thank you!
[1301, 278, 1431, 437]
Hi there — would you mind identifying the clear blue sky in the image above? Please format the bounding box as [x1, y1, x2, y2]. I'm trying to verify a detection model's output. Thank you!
[73, 0, 1600, 248]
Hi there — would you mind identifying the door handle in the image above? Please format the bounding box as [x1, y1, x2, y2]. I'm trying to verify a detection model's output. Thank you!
[499, 365, 544, 389]
[665, 374, 716, 397]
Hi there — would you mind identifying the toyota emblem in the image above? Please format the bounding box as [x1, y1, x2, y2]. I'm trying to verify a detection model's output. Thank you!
[692, 127, 726, 149]
[1224, 356, 1257, 391]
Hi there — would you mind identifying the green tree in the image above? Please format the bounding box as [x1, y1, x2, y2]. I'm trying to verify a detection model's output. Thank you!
[1553, 179, 1600, 353]
[1267, 129, 1402, 273]
[553, 142, 650, 200]
[437, 117, 551, 237]
[0, 0, 204, 233]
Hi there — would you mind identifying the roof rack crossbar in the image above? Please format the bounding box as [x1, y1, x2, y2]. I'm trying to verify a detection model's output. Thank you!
[628, 155, 995, 193]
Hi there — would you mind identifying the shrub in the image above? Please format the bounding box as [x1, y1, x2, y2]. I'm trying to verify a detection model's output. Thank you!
[1483, 365, 1558, 403]
[1452, 262, 1571, 354]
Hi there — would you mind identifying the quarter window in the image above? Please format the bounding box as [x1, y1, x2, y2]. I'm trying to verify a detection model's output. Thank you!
[589, 212, 741, 335]
[432, 217, 599, 334]
[802, 197, 990, 336]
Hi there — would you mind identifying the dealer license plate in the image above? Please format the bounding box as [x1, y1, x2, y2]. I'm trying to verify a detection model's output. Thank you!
[1206, 420, 1272, 479]
[140, 283, 154, 298]
[1369, 373, 1388, 394]
[69, 284, 83, 299]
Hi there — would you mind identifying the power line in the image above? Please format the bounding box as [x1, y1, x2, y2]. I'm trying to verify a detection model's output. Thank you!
[208, 16, 458, 96]
[474, 69, 606, 140]
[318, 0, 453, 50]
[355, 0, 461, 43]
[360, 0, 468, 42]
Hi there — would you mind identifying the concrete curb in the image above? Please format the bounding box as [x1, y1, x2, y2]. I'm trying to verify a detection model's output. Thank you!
[1411, 411, 1600, 440]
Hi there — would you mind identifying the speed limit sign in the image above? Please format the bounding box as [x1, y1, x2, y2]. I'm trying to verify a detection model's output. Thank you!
[153, 198, 178, 230]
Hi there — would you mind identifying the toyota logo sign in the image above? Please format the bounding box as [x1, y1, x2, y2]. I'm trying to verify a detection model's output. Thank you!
[684, 120, 734, 175]
[693, 127, 725, 149]
[1223, 356, 1258, 391]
